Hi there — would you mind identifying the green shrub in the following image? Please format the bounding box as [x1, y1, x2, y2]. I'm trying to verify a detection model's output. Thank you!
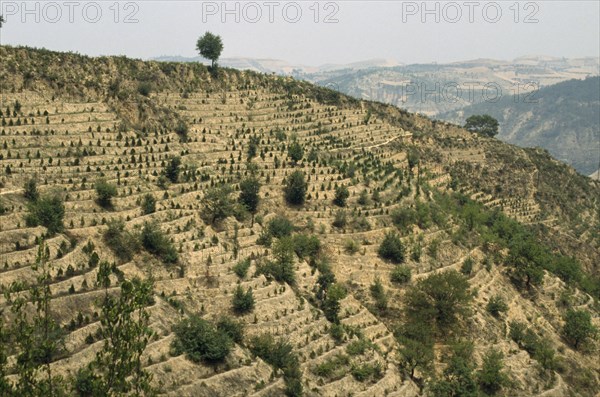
[24, 178, 39, 201]
[329, 323, 345, 343]
[95, 179, 117, 208]
[553, 256, 582, 284]
[346, 338, 373, 356]
[103, 219, 140, 262]
[287, 141, 304, 163]
[248, 333, 302, 396]
[460, 257, 474, 275]
[486, 295, 508, 317]
[333, 185, 349, 207]
[344, 239, 360, 255]
[391, 207, 417, 230]
[370, 278, 388, 311]
[378, 232, 405, 263]
[25, 194, 65, 235]
[232, 285, 254, 314]
[216, 317, 244, 343]
[233, 258, 251, 279]
[238, 177, 261, 215]
[332, 210, 347, 228]
[164, 156, 181, 183]
[312, 354, 349, 379]
[351, 362, 383, 382]
[321, 283, 346, 323]
[172, 315, 232, 363]
[141, 193, 156, 214]
[73, 367, 100, 396]
[291, 234, 321, 261]
[141, 221, 178, 264]
[390, 266, 411, 284]
[563, 309, 597, 350]
[404, 271, 472, 336]
[201, 184, 234, 225]
[509, 321, 556, 370]
[268, 216, 294, 238]
[257, 237, 295, 284]
[137, 82, 152, 96]
[256, 228, 272, 247]
[283, 171, 307, 205]
[357, 189, 370, 206]
[478, 348, 509, 395]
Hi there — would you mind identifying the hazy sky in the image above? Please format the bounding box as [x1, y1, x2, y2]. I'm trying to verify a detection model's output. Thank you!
[1, 1, 599, 65]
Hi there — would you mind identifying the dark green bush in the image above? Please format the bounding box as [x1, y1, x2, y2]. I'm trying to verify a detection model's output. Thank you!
[164, 156, 181, 183]
[172, 315, 232, 363]
[370, 278, 388, 311]
[351, 362, 383, 382]
[391, 207, 417, 230]
[95, 179, 117, 208]
[477, 348, 508, 395]
[460, 257, 474, 275]
[257, 237, 295, 284]
[287, 141, 304, 163]
[249, 333, 302, 396]
[378, 232, 405, 264]
[486, 295, 508, 317]
[141, 221, 178, 264]
[233, 258, 251, 279]
[24, 178, 39, 202]
[216, 317, 244, 343]
[333, 185, 349, 207]
[283, 171, 307, 205]
[141, 193, 156, 214]
[268, 216, 294, 238]
[232, 285, 254, 314]
[291, 234, 321, 261]
[25, 194, 65, 235]
[103, 219, 140, 262]
[390, 266, 411, 284]
[563, 309, 597, 350]
[404, 271, 472, 337]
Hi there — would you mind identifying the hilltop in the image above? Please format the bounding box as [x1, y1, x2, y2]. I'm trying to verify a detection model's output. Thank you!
[0, 45, 599, 396]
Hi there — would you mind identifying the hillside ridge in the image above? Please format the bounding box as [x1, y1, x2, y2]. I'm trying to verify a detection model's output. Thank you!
[0, 45, 599, 396]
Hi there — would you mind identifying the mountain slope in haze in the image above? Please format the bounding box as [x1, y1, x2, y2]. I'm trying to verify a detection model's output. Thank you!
[1, 46, 599, 396]
[439, 76, 600, 176]
[299, 57, 600, 116]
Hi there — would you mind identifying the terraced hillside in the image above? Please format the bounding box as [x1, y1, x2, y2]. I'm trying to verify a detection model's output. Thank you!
[0, 46, 599, 397]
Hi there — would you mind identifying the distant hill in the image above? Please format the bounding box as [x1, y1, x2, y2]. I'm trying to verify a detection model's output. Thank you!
[439, 77, 600, 176]
[298, 56, 600, 116]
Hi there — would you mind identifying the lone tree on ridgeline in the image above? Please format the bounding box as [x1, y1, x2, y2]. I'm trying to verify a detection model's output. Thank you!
[196, 32, 223, 68]
[464, 114, 499, 137]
